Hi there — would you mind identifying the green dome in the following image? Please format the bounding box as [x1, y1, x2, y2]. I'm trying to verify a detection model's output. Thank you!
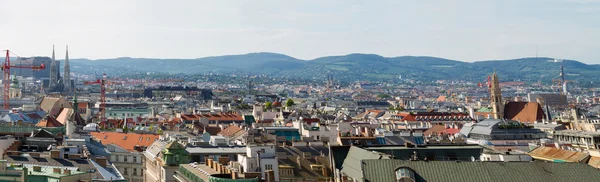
[10, 75, 19, 89]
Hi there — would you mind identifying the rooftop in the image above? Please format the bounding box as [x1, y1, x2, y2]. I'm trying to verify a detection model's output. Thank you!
[361, 160, 600, 182]
[89, 132, 159, 152]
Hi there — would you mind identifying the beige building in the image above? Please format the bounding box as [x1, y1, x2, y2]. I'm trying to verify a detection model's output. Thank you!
[107, 144, 145, 182]
[90, 132, 160, 182]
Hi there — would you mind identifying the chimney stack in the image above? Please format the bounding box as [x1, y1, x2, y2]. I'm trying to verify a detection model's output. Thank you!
[50, 150, 61, 158]
[53, 168, 62, 174]
[95, 157, 108, 167]
[265, 170, 275, 182]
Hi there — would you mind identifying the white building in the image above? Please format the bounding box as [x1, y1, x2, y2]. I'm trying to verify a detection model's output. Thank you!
[237, 145, 279, 181]
[480, 151, 532, 162]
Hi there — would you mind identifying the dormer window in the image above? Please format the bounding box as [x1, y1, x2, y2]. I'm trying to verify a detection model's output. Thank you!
[395, 167, 416, 182]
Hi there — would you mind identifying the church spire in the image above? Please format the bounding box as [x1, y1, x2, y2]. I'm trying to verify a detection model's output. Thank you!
[64, 45, 71, 92]
[52, 45, 55, 61]
[49, 45, 57, 90]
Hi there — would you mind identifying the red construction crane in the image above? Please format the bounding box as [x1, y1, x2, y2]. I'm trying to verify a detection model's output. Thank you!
[2, 50, 45, 109]
[84, 73, 121, 123]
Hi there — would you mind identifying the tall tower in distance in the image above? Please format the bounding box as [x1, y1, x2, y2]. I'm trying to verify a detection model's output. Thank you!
[49, 45, 57, 90]
[490, 70, 504, 119]
[64, 45, 71, 92]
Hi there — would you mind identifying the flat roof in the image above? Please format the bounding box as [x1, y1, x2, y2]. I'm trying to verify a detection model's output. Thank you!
[555, 130, 600, 137]
[14, 164, 85, 178]
[186, 147, 246, 154]
[364, 145, 482, 150]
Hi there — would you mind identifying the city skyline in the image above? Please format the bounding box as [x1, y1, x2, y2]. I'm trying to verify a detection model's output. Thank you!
[1, 0, 599, 63]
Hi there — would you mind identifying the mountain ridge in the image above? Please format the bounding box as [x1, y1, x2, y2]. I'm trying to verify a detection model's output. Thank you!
[6, 52, 598, 84]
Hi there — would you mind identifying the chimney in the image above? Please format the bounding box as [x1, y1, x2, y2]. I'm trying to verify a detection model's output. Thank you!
[33, 166, 41, 172]
[232, 171, 238, 179]
[321, 165, 328, 177]
[296, 156, 302, 165]
[207, 158, 213, 168]
[265, 170, 275, 182]
[95, 157, 107, 167]
[217, 157, 230, 165]
[53, 168, 61, 174]
[64, 169, 71, 175]
[50, 150, 61, 158]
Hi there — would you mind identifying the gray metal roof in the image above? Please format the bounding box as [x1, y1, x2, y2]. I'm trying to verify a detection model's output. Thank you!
[362, 160, 600, 182]
[340, 146, 392, 181]
[144, 140, 167, 162]
[186, 147, 246, 154]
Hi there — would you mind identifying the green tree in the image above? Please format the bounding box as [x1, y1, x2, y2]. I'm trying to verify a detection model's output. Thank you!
[265, 102, 273, 110]
[285, 99, 295, 107]
[397, 106, 405, 111]
[377, 94, 391, 99]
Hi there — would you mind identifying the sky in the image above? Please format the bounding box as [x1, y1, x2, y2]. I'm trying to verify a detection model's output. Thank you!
[1, 0, 599, 63]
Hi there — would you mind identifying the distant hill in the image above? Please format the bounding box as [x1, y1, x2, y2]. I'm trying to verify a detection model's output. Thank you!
[65, 53, 600, 84]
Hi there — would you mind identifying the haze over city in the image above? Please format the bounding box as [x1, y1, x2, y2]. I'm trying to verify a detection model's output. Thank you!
[2, 0, 600, 63]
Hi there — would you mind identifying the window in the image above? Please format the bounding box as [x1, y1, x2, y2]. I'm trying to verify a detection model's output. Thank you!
[124, 156, 128, 162]
[134, 168, 137, 175]
[265, 164, 273, 171]
[141, 169, 143, 176]
[124, 168, 128, 175]
[395, 167, 415, 182]
[133, 156, 137, 163]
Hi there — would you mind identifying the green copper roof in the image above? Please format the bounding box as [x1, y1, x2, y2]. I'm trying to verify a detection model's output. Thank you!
[244, 115, 255, 125]
[477, 107, 492, 112]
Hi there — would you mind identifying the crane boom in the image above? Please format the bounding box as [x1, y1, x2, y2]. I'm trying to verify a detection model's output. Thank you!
[2, 50, 45, 109]
[84, 73, 119, 123]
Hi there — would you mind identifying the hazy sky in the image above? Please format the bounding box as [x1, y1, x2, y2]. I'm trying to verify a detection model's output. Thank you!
[1, 0, 599, 63]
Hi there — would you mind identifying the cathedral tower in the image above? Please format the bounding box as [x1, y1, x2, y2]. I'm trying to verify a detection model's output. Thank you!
[49, 45, 57, 90]
[490, 70, 504, 119]
[64, 45, 71, 92]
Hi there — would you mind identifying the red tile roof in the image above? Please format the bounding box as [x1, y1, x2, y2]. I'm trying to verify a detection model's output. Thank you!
[89, 132, 159, 152]
[395, 112, 472, 122]
[218, 125, 243, 138]
[181, 113, 244, 121]
[424, 125, 446, 136]
[302, 118, 320, 124]
[504, 102, 545, 123]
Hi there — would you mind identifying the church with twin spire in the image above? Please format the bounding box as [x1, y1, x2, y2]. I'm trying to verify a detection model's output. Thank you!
[47, 45, 73, 93]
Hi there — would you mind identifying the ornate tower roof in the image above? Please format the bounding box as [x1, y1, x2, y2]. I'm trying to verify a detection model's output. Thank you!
[10, 74, 19, 89]
[161, 141, 189, 166]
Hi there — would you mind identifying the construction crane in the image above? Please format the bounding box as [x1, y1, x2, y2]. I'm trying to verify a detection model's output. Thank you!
[84, 73, 121, 123]
[2, 50, 45, 109]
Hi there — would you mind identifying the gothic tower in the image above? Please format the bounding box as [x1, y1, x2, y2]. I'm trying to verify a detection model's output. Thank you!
[49, 45, 57, 90]
[64, 45, 71, 92]
[490, 70, 504, 119]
